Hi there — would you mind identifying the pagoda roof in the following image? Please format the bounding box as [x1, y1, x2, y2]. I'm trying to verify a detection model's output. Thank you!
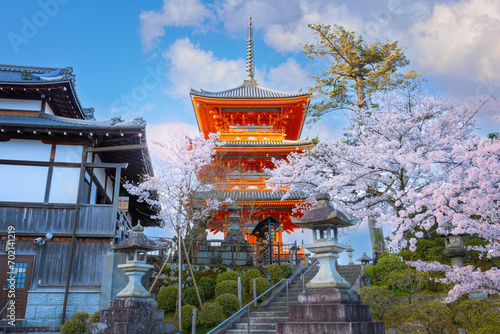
[197, 190, 305, 202]
[190, 81, 310, 99]
[217, 138, 314, 148]
[0, 64, 89, 119]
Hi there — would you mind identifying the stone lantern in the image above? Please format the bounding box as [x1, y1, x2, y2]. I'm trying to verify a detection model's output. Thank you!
[225, 202, 241, 243]
[89, 222, 174, 334]
[346, 245, 355, 265]
[356, 252, 373, 266]
[277, 194, 385, 333]
[110, 222, 160, 298]
[290, 194, 355, 289]
[442, 234, 467, 267]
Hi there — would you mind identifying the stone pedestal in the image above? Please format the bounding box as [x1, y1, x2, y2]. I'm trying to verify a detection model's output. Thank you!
[276, 289, 385, 334]
[88, 298, 174, 334]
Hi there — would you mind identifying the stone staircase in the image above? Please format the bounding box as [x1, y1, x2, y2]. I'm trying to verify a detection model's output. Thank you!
[224, 266, 319, 334]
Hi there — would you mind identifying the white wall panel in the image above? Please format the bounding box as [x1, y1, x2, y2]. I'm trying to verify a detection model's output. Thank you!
[0, 139, 51, 161]
[0, 98, 41, 111]
[49, 167, 79, 203]
[0, 165, 47, 202]
[54, 145, 82, 163]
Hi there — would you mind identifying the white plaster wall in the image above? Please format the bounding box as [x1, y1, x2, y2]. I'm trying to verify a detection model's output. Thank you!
[44, 103, 55, 115]
[54, 145, 82, 163]
[49, 167, 79, 203]
[0, 98, 42, 111]
[106, 176, 113, 199]
[0, 139, 51, 161]
[0, 165, 47, 202]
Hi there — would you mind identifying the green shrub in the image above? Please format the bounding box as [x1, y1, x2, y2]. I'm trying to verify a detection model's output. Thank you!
[216, 270, 243, 284]
[61, 312, 88, 334]
[215, 280, 238, 298]
[358, 286, 391, 320]
[243, 268, 262, 291]
[452, 299, 500, 333]
[382, 305, 416, 333]
[157, 286, 178, 312]
[279, 264, 292, 279]
[199, 277, 216, 299]
[250, 277, 270, 301]
[181, 305, 197, 330]
[414, 302, 454, 334]
[182, 287, 203, 307]
[265, 264, 281, 284]
[198, 302, 226, 326]
[215, 293, 240, 317]
[87, 310, 100, 332]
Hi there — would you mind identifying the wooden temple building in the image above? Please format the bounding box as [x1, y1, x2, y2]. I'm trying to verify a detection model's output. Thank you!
[190, 18, 314, 262]
[0, 64, 157, 327]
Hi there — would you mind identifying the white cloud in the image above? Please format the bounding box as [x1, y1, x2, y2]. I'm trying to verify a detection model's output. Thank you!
[140, 0, 212, 52]
[410, 0, 500, 81]
[162, 37, 245, 100]
[261, 58, 311, 92]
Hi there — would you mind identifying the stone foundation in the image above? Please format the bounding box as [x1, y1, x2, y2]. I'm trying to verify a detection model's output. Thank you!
[24, 290, 99, 326]
[276, 289, 385, 334]
[89, 298, 173, 334]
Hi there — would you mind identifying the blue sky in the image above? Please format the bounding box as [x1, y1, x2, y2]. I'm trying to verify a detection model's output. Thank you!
[2, 0, 499, 263]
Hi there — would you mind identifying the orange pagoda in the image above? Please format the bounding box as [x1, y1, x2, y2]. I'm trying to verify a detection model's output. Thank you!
[190, 18, 313, 256]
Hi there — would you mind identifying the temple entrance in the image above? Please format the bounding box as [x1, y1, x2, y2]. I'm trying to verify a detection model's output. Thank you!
[0, 255, 34, 319]
[250, 216, 282, 266]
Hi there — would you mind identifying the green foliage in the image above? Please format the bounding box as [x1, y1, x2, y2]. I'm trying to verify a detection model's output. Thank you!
[357, 286, 391, 320]
[265, 264, 281, 284]
[87, 310, 100, 332]
[61, 312, 89, 334]
[382, 305, 415, 332]
[250, 277, 270, 301]
[215, 293, 240, 317]
[157, 286, 178, 312]
[364, 253, 405, 288]
[181, 305, 197, 330]
[216, 270, 243, 285]
[198, 302, 226, 326]
[215, 280, 238, 298]
[387, 269, 429, 305]
[413, 302, 454, 334]
[182, 287, 203, 307]
[279, 264, 292, 279]
[303, 23, 411, 121]
[243, 268, 262, 291]
[199, 277, 216, 299]
[451, 299, 500, 332]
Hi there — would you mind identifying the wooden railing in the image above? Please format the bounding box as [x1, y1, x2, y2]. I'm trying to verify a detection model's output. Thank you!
[0, 203, 115, 236]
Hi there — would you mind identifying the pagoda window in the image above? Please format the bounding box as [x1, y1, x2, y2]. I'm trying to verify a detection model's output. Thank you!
[0, 98, 42, 114]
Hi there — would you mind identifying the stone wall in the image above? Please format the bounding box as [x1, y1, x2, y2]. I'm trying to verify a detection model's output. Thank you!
[24, 290, 100, 326]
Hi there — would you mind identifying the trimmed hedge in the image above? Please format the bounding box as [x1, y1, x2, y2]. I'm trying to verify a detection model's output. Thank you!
[199, 277, 216, 299]
[61, 312, 88, 334]
[265, 264, 281, 284]
[243, 268, 262, 291]
[216, 270, 243, 284]
[215, 293, 240, 317]
[156, 286, 178, 312]
[86, 310, 100, 332]
[279, 264, 292, 279]
[250, 276, 270, 301]
[198, 302, 226, 326]
[215, 280, 238, 298]
[182, 287, 203, 307]
[181, 305, 197, 330]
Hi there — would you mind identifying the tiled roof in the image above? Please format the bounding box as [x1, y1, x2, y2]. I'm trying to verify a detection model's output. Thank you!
[0, 113, 146, 129]
[218, 139, 313, 147]
[0, 64, 75, 84]
[197, 190, 305, 202]
[190, 82, 310, 99]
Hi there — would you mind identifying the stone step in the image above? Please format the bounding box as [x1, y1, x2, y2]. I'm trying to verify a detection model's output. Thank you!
[247, 317, 289, 323]
[234, 323, 276, 330]
[225, 330, 276, 334]
[250, 311, 289, 318]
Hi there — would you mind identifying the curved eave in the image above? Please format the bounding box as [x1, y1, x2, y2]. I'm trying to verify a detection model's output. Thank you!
[190, 95, 311, 141]
[0, 81, 85, 119]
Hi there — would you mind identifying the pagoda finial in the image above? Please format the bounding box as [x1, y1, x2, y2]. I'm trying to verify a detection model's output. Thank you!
[246, 16, 255, 82]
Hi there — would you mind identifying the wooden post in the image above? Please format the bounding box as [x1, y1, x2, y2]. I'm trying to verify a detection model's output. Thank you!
[61, 147, 87, 325]
[389, 329, 396, 334]
[192, 308, 197, 334]
[253, 278, 257, 307]
[181, 237, 203, 307]
[237, 277, 242, 309]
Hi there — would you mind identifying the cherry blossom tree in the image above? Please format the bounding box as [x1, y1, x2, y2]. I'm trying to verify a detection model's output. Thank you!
[125, 124, 228, 235]
[267, 83, 500, 301]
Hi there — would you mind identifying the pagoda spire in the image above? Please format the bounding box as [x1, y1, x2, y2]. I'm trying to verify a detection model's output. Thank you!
[245, 16, 256, 83]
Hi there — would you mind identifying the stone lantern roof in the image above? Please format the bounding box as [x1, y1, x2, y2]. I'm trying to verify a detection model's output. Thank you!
[356, 252, 373, 264]
[111, 223, 161, 252]
[291, 194, 355, 228]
